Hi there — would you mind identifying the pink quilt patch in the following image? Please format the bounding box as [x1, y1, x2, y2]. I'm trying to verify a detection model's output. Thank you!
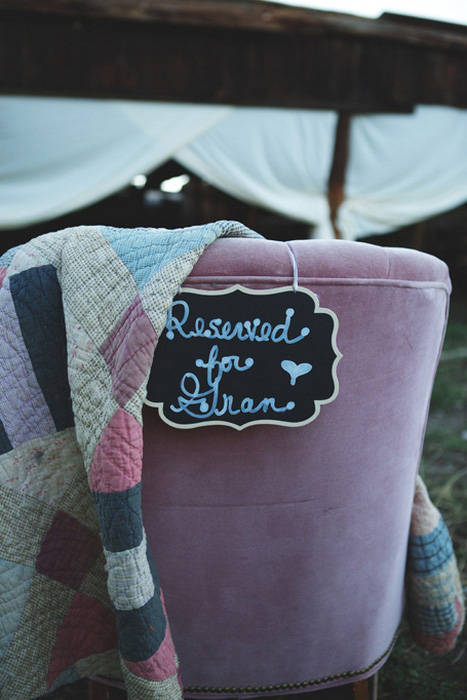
[47, 591, 117, 688]
[89, 408, 143, 493]
[123, 622, 177, 681]
[99, 295, 157, 407]
[36, 511, 102, 589]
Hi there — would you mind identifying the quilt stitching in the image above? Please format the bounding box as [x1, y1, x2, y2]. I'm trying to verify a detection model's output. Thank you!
[0, 221, 260, 700]
[407, 476, 465, 651]
[0, 428, 82, 506]
[0, 279, 57, 448]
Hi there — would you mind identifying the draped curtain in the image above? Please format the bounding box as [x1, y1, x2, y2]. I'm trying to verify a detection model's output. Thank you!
[1, 96, 466, 239]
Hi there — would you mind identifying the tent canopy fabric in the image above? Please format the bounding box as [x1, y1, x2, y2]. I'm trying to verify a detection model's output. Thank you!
[1, 96, 467, 240]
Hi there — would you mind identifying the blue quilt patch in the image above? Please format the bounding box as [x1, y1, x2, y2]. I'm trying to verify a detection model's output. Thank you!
[409, 600, 459, 635]
[92, 483, 144, 553]
[103, 227, 207, 290]
[116, 588, 166, 662]
[9, 266, 74, 432]
[408, 517, 454, 575]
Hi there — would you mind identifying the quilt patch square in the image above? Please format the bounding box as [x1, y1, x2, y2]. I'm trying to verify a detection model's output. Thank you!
[58, 469, 100, 531]
[48, 591, 118, 689]
[61, 229, 137, 348]
[116, 593, 166, 663]
[0, 560, 34, 660]
[121, 665, 183, 700]
[0, 428, 83, 507]
[122, 591, 177, 681]
[103, 228, 201, 290]
[104, 532, 154, 612]
[89, 408, 142, 494]
[66, 347, 118, 469]
[0, 573, 76, 699]
[0, 281, 57, 447]
[35, 510, 102, 589]
[408, 517, 454, 575]
[99, 296, 157, 408]
[79, 552, 112, 609]
[0, 484, 56, 569]
[92, 482, 143, 553]
[9, 265, 74, 432]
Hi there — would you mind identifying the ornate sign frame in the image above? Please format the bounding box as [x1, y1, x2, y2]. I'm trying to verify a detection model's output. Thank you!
[144, 285, 342, 430]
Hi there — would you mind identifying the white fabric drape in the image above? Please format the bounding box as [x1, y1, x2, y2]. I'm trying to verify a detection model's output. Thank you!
[176, 108, 337, 238]
[0, 97, 231, 228]
[339, 106, 467, 239]
[1, 96, 467, 239]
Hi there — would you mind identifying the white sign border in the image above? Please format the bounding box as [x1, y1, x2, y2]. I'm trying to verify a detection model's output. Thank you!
[144, 284, 342, 430]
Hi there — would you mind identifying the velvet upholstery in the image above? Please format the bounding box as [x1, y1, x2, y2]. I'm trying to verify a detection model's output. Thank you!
[139, 239, 450, 696]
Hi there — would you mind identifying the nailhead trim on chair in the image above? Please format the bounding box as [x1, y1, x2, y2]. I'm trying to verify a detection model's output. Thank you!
[184, 630, 399, 695]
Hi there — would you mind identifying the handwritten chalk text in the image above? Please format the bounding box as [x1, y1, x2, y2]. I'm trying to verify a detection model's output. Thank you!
[170, 343, 295, 419]
[166, 300, 309, 344]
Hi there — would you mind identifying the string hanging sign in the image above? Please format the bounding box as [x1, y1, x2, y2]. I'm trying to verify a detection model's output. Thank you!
[145, 286, 342, 429]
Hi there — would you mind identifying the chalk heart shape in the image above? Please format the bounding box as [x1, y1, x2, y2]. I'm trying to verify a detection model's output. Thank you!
[281, 360, 312, 386]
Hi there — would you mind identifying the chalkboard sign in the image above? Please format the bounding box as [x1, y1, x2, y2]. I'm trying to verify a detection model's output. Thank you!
[145, 285, 341, 429]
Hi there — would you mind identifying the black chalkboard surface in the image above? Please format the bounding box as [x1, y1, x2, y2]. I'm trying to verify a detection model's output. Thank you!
[145, 285, 341, 429]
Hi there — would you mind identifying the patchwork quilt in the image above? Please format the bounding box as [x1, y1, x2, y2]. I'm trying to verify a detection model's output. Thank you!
[407, 476, 465, 654]
[0, 223, 464, 700]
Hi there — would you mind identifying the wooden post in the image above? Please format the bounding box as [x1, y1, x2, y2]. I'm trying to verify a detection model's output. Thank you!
[328, 112, 351, 239]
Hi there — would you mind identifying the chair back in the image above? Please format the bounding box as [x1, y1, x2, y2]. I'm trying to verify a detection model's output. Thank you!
[141, 238, 451, 696]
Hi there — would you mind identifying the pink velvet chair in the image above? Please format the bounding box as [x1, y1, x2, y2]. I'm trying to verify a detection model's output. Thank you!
[90, 237, 451, 699]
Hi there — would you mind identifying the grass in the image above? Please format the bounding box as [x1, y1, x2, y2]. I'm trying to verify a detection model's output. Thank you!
[379, 298, 467, 699]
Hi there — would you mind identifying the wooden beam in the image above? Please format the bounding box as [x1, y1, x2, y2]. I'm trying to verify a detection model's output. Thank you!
[2, 0, 467, 50]
[1, 2, 467, 109]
